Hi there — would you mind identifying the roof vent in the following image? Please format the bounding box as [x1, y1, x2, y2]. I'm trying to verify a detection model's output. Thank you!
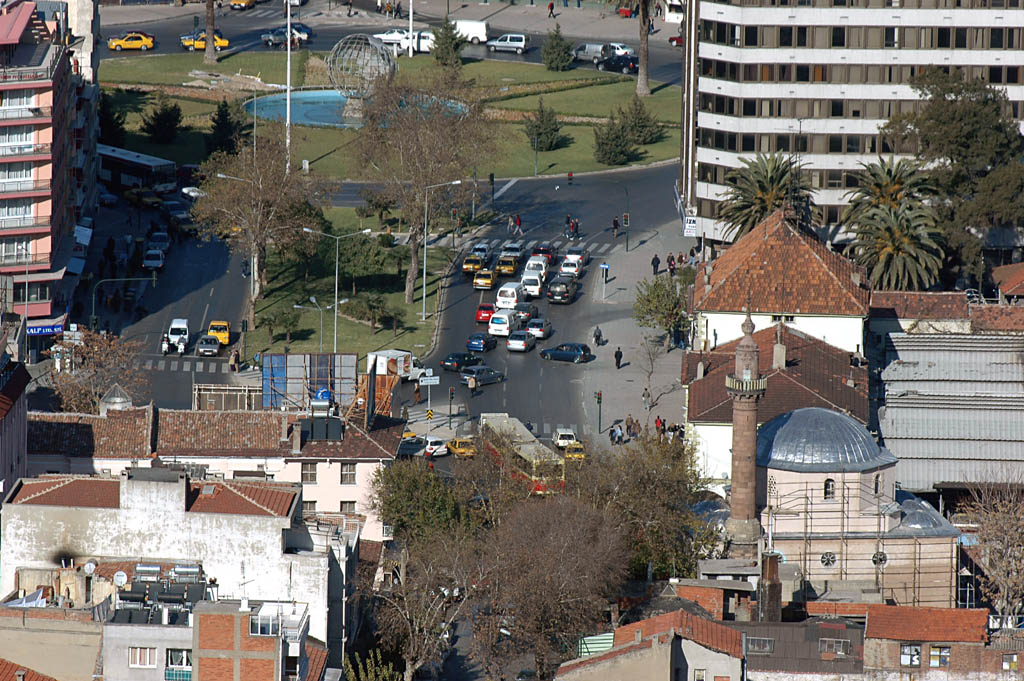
[15, 671, 25, 681]
[851, 271, 862, 288]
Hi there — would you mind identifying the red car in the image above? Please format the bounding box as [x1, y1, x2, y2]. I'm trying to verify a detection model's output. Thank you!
[530, 245, 556, 263]
[669, 35, 683, 47]
[475, 303, 496, 323]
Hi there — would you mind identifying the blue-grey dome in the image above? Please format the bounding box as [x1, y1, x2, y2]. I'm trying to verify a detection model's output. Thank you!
[756, 407, 896, 473]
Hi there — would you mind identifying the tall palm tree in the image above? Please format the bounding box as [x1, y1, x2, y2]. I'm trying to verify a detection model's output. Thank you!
[852, 205, 944, 291]
[719, 153, 814, 239]
[842, 157, 938, 226]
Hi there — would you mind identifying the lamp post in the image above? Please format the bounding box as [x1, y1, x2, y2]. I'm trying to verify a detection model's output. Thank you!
[303, 227, 371, 353]
[294, 295, 323, 353]
[422, 180, 462, 321]
[623, 184, 631, 252]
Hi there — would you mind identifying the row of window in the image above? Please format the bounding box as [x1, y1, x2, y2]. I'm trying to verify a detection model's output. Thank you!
[700, 59, 1024, 87]
[0, 89, 34, 108]
[703, 21, 1022, 50]
[704, 0, 1024, 9]
[129, 647, 191, 669]
[692, 197, 847, 226]
[697, 130, 911, 157]
[302, 500, 357, 514]
[301, 461, 356, 484]
[699, 92, 1024, 120]
[900, 644, 950, 668]
[747, 637, 852, 656]
[0, 236, 31, 264]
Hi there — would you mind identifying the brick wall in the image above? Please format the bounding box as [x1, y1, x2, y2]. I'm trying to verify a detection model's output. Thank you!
[674, 585, 725, 620]
[241, 658, 276, 678]
[197, 657, 233, 681]
[198, 614, 235, 651]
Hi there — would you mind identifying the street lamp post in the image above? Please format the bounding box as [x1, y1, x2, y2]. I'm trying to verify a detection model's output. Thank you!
[303, 227, 371, 353]
[294, 295, 323, 353]
[422, 180, 462, 321]
[624, 185, 631, 252]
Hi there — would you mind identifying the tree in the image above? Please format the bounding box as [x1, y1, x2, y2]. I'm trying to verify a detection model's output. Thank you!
[851, 205, 944, 291]
[207, 99, 243, 155]
[962, 481, 1024, 625]
[371, 460, 464, 542]
[204, 0, 217, 65]
[345, 649, 401, 681]
[431, 18, 465, 72]
[593, 112, 637, 165]
[841, 157, 938, 227]
[258, 309, 281, 343]
[98, 92, 127, 147]
[339, 232, 389, 295]
[359, 189, 396, 231]
[633, 0, 655, 96]
[140, 93, 183, 144]
[356, 72, 495, 303]
[192, 131, 321, 327]
[451, 429, 534, 531]
[719, 153, 814, 239]
[45, 329, 148, 414]
[523, 98, 563, 152]
[541, 24, 573, 72]
[618, 94, 662, 145]
[278, 309, 301, 344]
[633, 274, 688, 349]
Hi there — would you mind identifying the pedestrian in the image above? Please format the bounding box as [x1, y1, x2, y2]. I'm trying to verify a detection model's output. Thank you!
[648, 20, 654, 35]
[655, 415, 662, 432]
[617, 425, 624, 445]
[395, 0, 401, 16]
[515, 213, 522, 233]
[677, 251, 685, 269]
[614, 346, 623, 370]
[508, 215, 515, 233]
[467, 374, 478, 397]
[642, 387, 651, 411]
[612, 216, 620, 238]
[651, 253, 661, 276]
[414, 382, 422, 404]
[385, 1, 391, 16]
[593, 325, 603, 347]
[609, 427, 616, 445]
[346, 0, 353, 16]
[228, 350, 237, 372]
[565, 213, 572, 234]
[376, 0, 381, 11]
[547, 0, 555, 16]
[659, 417, 667, 438]
[667, 254, 676, 276]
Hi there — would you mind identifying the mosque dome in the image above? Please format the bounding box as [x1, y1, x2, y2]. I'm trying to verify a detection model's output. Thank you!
[756, 407, 896, 473]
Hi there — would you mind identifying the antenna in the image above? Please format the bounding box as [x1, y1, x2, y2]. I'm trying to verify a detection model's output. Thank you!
[239, 560, 255, 601]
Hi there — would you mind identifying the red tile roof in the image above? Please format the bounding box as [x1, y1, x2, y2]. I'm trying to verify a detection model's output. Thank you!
[156, 410, 288, 456]
[186, 480, 296, 517]
[613, 609, 744, 658]
[806, 601, 870, 618]
[694, 211, 870, 317]
[0, 362, 29, 421]
[299, 417, 404, 460]
[993, 262, 1024, 297]
[869, 291, 969, 320]
[865, 605, 989, 643]
[305, 637, 329, 681]
[556, 639, 654, 677]
[683, 324, 868, 425]
[29, 407, 153, 459]
[0, 2, 37, 46]
[970, 304, 1024, 332]
[0, 657, 59, 681]
[7, 476, 119, 508]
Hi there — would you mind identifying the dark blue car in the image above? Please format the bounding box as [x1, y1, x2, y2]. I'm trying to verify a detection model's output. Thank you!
[539, 342, 592, 363]
[466, 332, 498, 352]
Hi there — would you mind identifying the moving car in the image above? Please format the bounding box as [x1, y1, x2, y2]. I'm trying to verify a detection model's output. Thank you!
[470, 241, 492, 261]
[608, 42, 635, 56]
[512, 302, 538, 324]
[195, 334, 221, 357]
[459, 365, 505, 386]
[453, 19, 488, 45]
[475, 303, 496, 322]
[546, 275, 578, 303]
[161, 200, 191, 225]
[230, 0, 255, 9]
[525, 317, 551, 339]
[399, 30, 435, 53]
[500, 242, 524, 259]
[424, 436, 448, 458]
[440, 352, 481, 371]
[669, 34, 684, 47]
[108, 31, 155, 51]
[397, 437, 426, 459]
[521, 275, 543, 299]
[466, 332, 497, 352]
[126, 188, 161, 207]
[473, 269, 496, 290]
[208, 321, 230, 345]
[495, 282, 525, 309]
[597, 54, 639, 74]
[167, 319, 190, 348]
[146, 231, 171, 253]
[486, 33, 529, 54]
[373, 28, 409, 45]
[559, 259, 583, 278]
[462, 255, 485, 274]
[565, 441, 586, 460]
[505, 331, 535, 353]
[289, 23, 314, 40]
[99, 190, 118, 206]
[448, 438, 476, 458]
[553, 428, 579, 449]
[523, 257, 547, 282]
[495, 255, 518, 276]
[539, 342, 591, 363]
[530, 245, 556, 263]
[574, 42, 611, 63]
[261, 27, 306, 48]
[565, 246, 590, 266]
[180, 30, 229, 51]
[142, 249, 164, 270]
[488, 311, 520, 337]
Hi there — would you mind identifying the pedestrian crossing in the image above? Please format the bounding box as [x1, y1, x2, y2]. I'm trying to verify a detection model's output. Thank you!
[243, 7, 285, 17]
[133, 357, 233, 374]
[469, 236, 617, 257]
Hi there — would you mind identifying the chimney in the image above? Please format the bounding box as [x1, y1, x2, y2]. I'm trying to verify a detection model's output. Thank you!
[851, 271, 862, 287]
[846, 370, 856, 388]
[696, 361, 705, 379]
[634, 628, 642, 643]
[16, 671, 26, 681]
[280, 415, 289, 444]
[240, 597, 249, 612]
[772, 324, 786, 370]
[758, 552, 782, 622]
[291, 424, 301, 454]
[161, 606, 169, 625]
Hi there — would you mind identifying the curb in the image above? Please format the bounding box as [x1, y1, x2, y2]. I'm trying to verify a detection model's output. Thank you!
[495, 155, 679, 182]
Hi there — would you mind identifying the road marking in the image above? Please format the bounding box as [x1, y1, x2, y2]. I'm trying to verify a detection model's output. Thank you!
[200, 303, 210, 336]
[595, 243, 612, 254]
[210, 287, 215, 297]
[182, 361, 191, 372]
[525, 239, 537, 249]
[195, 361, 204, 373]
[222, 363, 230, 373]
[493, 178, 518, 200]
[157, 360, 166, 371]
[543, 422, 551, 434]
[170, 360, 179, 371]
[144, 360, 152, 370]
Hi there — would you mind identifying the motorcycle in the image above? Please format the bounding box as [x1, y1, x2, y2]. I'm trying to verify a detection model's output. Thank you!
[161, 337, 170, 356]
[177, 339, 186, 356]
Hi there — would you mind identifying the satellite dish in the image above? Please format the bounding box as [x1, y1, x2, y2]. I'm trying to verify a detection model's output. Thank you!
[113, 571, 128, 587]
[83, 561, 97, 575]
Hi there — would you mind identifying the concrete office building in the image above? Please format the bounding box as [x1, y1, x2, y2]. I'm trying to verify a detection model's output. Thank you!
[675, 0, 1024, 243]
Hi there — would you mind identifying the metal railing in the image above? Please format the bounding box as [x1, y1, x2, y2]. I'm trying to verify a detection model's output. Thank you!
[0, 106, 50, 121]
[0, 179, 49, 195]
[725, 374, 768, 392]
[0, 143, 50, 158]
[0, 215, 49, 229]
[0, 45, 66, 83]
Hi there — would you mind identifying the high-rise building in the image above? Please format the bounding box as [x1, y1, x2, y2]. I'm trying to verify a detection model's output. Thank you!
[672, 0, 1024, 244]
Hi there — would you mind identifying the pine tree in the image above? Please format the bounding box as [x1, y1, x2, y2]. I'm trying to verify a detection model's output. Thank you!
[432, 19, 465, 72]
[523, 98, 564, 152]
[593, 113, 637, 165]
[98, 92, 127, 147]
[140, 93, 183, 144]
[206, 99, 241, 154]
[618, 95, 663, 145]
[541, 24, 574, 72]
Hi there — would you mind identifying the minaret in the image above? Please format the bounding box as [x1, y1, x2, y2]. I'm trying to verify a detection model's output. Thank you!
[724, 310, 766, 558]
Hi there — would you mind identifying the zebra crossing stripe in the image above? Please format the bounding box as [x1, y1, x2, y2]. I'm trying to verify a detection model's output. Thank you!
[158, 360, 166, 371]
[144, 360, 152, 370]
[196, 362, 204, 373]
[170, 361, 178, 371]
[222, 363, 230, 374]
[182, 361, 191, 372]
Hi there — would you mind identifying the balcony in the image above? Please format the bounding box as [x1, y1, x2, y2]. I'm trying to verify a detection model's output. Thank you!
[0, 143, 51, 160]
[163, 669, 191, 681]
[0, 44, 67, 84]
[0, 179, 50, 197]
[0, 215, 49, 231]
[0, 106, 51, 124]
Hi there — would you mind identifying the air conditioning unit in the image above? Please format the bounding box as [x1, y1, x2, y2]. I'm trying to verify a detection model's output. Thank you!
[382, 525, 394, 540]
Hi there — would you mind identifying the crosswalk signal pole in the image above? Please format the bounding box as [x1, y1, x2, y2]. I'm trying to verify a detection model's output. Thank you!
[595, 390, 603, 433]
[448, 386, 455, 428]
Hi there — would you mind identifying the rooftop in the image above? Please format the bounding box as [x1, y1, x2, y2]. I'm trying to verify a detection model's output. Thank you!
[970, 303, 1024, 333]
[865, 605, 989, 643]
[612, 608, 744, 658]
[869, 290, 969, 320]
[693, 211, 870, 318]
[29, 407, 153, 460]
[0, 359, 29, 421]
[756, 407, 895, 473]
[0, 658, 59, 681]
[992, 262, 1024, 297]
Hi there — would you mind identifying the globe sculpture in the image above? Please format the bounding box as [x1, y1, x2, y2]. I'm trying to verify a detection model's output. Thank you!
[325, 34, 396, 99]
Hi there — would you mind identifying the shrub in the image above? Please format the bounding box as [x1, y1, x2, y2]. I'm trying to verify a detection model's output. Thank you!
[523, 98, 564, 152]
[432, 19, 466, 72]
[541, 24, 574, 72]
[140, 93, 183, 144]
[593, 113, 637, 165]
[618, 95, 663, 145]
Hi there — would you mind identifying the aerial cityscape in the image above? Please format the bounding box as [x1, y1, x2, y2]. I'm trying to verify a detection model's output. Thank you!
[0, 0, 1022, 678]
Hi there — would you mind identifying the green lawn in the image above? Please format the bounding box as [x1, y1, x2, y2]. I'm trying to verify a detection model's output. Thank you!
[101, 50, 306, 86]
[393, 54, 623, 87]
[492, 79, 682, 123]
[103, 88, 220, 165]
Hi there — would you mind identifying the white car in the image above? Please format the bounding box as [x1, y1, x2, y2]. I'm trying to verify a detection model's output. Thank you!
[553, 428, 579, 449]
[488, 312, 520, 337]
[559, 260, 583, 278]
[471, 241, 492, 261]
[181, 186, 205, 201]
[525, 317, 551, 339]
[424, 436, 448, 457]
[523, 256, 548, 282]
[521, 276, 542, 299]
[142, 249, 164, 270]
[373, 29, 409, 45]
[147, 231, 171, 253]
[400, 30, 435, 53]
[501, 242, 524, 259]
[608, 42, 635, 56]
[167, 318, 190, 348]
[564, 246, 590, 266]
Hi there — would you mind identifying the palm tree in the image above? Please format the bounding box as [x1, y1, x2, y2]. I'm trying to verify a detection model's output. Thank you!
[719, 153, 814, 239]
[851, 205, 944, 291]
[842, 157, 938, 226]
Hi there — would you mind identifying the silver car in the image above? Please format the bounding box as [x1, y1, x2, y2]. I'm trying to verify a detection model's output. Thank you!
[195, 334, 220, 357]
[526, 317, 552, 339]
[506, 330, 536, 352]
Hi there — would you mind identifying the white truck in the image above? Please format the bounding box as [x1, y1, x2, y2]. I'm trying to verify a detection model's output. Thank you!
[366, 349, 428, 382]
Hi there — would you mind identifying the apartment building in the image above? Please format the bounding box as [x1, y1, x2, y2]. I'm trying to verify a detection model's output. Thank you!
[674, 0, 1024, 243]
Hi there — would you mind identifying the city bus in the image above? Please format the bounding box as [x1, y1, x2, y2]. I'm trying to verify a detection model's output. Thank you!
[98, 144, 177, 194]
[479, 413, 565, 495]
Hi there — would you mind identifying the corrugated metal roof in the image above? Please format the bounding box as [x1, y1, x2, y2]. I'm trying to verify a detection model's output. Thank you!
[895, 458, 1020, 492]
[880, 400, 1024, 441]
[882, 361, 1024, 386]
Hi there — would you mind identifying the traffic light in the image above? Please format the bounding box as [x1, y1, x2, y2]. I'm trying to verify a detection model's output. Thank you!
[568, 171, 573, 185]
[451, 207, 458, 220]
[622, 212, 630, 228]
[595, 390, 602, 404]
[489, 172, 495, 187]
[449, 386, 455, 400]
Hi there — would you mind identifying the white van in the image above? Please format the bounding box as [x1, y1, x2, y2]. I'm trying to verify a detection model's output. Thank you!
[523, 256, 548, 281]
[455, 19, 488, 45]
[488, 311, 520, 337]
[521, 275, 542, 298]
[495, 281, 524, 309]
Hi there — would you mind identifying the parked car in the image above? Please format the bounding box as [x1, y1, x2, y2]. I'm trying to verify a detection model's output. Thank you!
[466, 332, 497, 352]
[669, 34, 684, 47]
[512, 302, 538, 324]
[546, 275, 578, 303]
[486, 33, 529, 54]
[146, 231, 171, 254]
[608, 42, 635, 56]
[505, 330, 536, 352]
[454, 19, 488, 45]
[195, 334, 221, 357]
[574, 42, 611, 63]
[99, 191, 119, 206]
[372, 28, 409, 45]
[525, 317, 552, 339]
[475, 303, 496, 323]
[399, 30, 435, 53]
[108, 31, 154, 51]
[539, 342, 591, 363]
[597, 54, 639, 74]
[142, 249, 164, 270]
[441, 352, 482, 371]
[459, 365, 505, 386]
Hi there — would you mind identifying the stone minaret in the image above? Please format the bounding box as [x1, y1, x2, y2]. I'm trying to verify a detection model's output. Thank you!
[724, 311, 766, 558]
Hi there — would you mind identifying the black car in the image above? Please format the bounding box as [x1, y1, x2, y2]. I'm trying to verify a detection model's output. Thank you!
[539, 343, 592, 363]
[597, 54, 639, 74]
[441, 352, 482, 372]
[512, 302, 539, 324]
[547, 276, 578, 303]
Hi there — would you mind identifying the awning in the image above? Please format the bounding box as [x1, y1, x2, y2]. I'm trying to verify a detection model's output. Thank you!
[74, 224, 92, 246]
[10, 266, 65, 284]
[27, 312, 66, 336]
[66, 257, 85, 275]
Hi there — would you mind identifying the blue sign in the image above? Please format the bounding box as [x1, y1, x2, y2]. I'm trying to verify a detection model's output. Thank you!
[28, 324, 63, 336]
[599, 263, 610, 270]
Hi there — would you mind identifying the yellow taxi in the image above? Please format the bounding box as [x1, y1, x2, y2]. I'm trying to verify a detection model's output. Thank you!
[402, 429, 418, 440]
[230, 0, 256, 8]
[461, 255, 484, 275]
[180, 30, 230, 52]
[448, 438, 476, 458]
[473, 269, 496, 290]
[208, 320, 230, 346]
[495, 255, 518, 276]
[565, 441, 586, 461]
[108, 31, 155, 51]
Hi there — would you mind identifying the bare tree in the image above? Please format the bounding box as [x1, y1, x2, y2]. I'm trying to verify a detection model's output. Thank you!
[45, 329, 147, 414]
[356, 71, 495, 303]
[963, 481, 1024, 624]
[450, 430, 534, 530]
[204, 0, 217, 65]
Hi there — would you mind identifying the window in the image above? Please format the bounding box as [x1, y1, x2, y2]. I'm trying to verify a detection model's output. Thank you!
[0, 125, 31, 147]
[0, 237, 30, 264]
[830, 100, 844, 117]
[694, 671, 706, 681]
[930, 646, 950, 668]
[301, 462, 317, 484]
[302, 500, 316, 513]
[1004, 654, 1018, 671]
[167, 649, 192, 669]
[13, 281, 51, 304]
[990, 66, 1004, 84]
[901, 644, 921, 667]
[0, 162, 31, 181]
[873, 474, 881, 495]
[819, 638, 851, 656]
[0, 197, 31, 220]
[250, 614, 281, 636]
[955, 27, 967, 48]
[824, 478, 836, 499]
[937, 27, 950, 47]
[846, 136, 860, 153]
[872, 551, 888, 567]
[991, 27, 1005, 48]
[745, 25, 758, 46]
[779, 26, 793, 46]
[771, 314, 795, 323]
[340, 501, 356, 513]
[129, 647, 157, 668]
[828, 136, 843, 153]
[885, 27, 898, 47]
[831, 27, 846, 47]
[797, 26, 808, 46]
[341, 463, 356, 485]
[742, 99, 756, 116]
[0, 89, 32, 108]
[747, 637, 774, 654]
